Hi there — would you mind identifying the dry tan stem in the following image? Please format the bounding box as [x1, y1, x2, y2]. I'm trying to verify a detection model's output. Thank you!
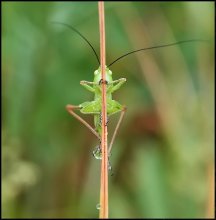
[98, 1, 108, 218]
[206, 162, 215, 218]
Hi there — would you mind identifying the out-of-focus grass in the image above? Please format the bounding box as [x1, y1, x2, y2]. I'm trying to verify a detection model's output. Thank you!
[2, 2, 214, 218]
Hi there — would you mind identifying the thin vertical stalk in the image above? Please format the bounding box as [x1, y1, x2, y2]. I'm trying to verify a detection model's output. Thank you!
[98, 2, 108, 218]
[206, 162, 214, 218]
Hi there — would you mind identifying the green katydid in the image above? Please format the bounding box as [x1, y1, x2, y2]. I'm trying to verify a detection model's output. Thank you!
[54, 22, 127, 166]
[66, 66, 127, 162]
[53, 22, 206, 172]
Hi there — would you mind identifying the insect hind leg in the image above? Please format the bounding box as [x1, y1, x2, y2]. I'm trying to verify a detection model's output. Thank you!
[108, 105, 127, 153]
[66, 104, 100, 140]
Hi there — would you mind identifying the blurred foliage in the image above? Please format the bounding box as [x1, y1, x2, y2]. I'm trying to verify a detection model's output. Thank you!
[2, 131, 39, 216]
[2, 2, 214, 218]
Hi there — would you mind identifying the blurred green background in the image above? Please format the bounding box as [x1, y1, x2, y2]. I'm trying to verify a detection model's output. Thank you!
[2, 2, 214, 218]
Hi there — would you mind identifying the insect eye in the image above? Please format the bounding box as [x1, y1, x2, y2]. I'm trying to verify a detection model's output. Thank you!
[109, 70, 112, 75]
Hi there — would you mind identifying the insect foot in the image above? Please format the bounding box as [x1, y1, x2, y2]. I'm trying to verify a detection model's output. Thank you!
[92, 145, 102, 160]
[80, 80, 88, 85]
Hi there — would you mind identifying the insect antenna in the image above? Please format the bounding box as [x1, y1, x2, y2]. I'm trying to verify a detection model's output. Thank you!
[52, 21, 100, 65]
[108, 39, 208, 67]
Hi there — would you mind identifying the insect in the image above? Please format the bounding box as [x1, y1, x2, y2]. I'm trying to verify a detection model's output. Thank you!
[67, 66, 126, 163]
[53, 22, 206, 171]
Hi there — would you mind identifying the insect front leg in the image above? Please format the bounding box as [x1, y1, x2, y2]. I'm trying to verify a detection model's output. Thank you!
[80, 80, 96, 92]
[108, 78, 126, 93]
[66, 104, 100, 140]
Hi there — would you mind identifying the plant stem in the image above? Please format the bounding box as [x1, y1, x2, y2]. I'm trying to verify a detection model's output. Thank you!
[206, 162, 214, 218]
[98, 1, 108, 218]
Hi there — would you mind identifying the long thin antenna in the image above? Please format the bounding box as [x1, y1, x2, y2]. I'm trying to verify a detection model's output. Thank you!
[108, 39, 208, 67]
[52, 21, 100, 65]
